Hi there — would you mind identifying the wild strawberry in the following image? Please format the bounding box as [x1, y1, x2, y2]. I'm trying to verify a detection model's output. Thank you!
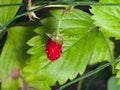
[46, 38, 62, 61]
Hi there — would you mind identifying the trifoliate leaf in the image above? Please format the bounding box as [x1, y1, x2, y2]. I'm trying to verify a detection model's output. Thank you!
[24, 9, 114, 90]
[0, 25, 36, 90]
[91, 0, 120, 39]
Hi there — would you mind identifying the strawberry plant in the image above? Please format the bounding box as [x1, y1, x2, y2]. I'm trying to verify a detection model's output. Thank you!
[0, 0, 120, 90]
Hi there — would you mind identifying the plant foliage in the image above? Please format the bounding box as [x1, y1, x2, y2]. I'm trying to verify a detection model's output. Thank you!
[0, 24, 36, 90]
[91, 0, 120, 39]
[0, 0, 120, 90]
[23, 9, 114, 90]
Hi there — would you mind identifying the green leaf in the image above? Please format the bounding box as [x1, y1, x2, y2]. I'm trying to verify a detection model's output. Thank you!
[91, 0, 120, 39]
[107, 76, 120, 90]
[23, 9, 114, 90]
[0, 24, 36, 90]
[95, 0, 120, 87]
[0, 0, 22, 40]
[29, 81, 51, 90]
[0, 0, 21, 25]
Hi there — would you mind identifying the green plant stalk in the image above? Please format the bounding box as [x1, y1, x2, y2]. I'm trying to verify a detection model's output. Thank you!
[0, 3, 25, 7]
[59, 58, 120, 90]
[0, 1, 120, 8]
[77, 80, 82, 90]
[56, 11, 64, 37]
[56, 17, 62, 37]
[56, 6, 74, 37]
[33, 1, 120, 6]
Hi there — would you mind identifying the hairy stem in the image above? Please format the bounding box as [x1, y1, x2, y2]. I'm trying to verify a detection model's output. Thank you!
[56, 6, 74, 37]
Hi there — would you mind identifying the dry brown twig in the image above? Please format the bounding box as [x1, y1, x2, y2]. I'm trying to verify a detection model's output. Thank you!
[26, 0, 39, 21]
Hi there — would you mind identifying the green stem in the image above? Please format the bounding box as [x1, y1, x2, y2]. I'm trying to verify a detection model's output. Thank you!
[0, 1, 120, 8]
[56, 6, 74, 37]
[77, 80, 82, 90]
[0, 3, 25, 7]
[56, 9, 66, 37]
[33, 1, 120, 6]
[59, 58, 120, 90]
[56, 14, 63, 37]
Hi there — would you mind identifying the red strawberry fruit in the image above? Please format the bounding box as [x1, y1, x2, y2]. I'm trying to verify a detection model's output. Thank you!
[46, 38, 62, 61]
